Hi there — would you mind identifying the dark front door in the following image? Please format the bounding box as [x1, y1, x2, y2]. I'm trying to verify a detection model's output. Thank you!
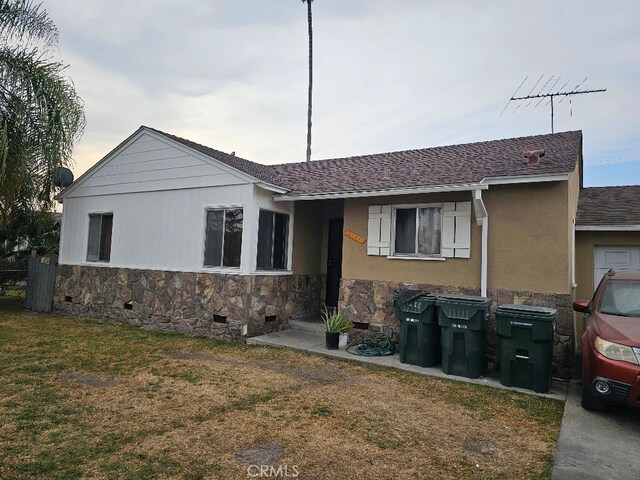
[326, 218, 344, 308]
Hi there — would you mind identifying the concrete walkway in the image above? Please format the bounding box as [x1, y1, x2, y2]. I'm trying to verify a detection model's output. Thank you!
[551, 382, 640, 480]
[247, 326, 568, 401]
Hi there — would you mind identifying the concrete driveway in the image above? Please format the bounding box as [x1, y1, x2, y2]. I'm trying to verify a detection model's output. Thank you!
[552, 381, 640, 479]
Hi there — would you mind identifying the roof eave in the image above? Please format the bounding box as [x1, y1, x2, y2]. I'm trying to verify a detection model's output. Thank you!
[273, 183, 488, 201]
[480, 172, 570, 185]
[575, 225, 640, 231]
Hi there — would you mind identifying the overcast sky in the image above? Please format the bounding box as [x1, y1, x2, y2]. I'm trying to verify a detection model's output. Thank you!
[47, 0, 640, 186]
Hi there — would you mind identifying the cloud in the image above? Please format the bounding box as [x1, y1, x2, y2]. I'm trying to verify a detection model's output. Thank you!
[45, 0, 640, 185]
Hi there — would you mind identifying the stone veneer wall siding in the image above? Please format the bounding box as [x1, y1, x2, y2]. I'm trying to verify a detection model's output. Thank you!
[54, 265, 322, 341]
[339, 278, 575, 379]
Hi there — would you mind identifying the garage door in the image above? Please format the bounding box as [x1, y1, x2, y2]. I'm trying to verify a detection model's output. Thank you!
[595, 246, 640, 288]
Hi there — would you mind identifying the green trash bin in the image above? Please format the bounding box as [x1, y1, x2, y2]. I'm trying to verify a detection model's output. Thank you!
[496, 304, 556, 393]
[394, 292, 439, 367]
[436, 294, 492, 379]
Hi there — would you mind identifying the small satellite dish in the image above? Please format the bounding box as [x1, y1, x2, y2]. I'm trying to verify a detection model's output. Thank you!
[54, 167, 74, 188]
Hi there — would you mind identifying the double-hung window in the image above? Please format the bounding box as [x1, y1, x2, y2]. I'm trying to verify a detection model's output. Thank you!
[394, 206, 442, 256]
[204, 208, 243, 268]
[87, 213, 113, 262]
[256, 210, 289, 270]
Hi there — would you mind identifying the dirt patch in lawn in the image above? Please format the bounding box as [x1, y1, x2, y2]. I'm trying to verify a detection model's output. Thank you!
[60, 372, 124, 388]
[0, 311, 564, 479]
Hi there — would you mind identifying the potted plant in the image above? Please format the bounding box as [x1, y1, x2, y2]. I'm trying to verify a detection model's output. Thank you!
[338, 316, 353, 348]
[321, 306, 345, 350]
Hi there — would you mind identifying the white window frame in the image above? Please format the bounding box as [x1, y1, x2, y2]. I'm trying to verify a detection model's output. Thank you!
[390, 203, 444, 259]
[85, 211, 114, 263]
[202, 204, 244, 270]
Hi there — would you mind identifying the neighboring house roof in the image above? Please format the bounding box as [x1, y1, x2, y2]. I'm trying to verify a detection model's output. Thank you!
[576, 186, 640, 228]
[270, 130, 582, 197]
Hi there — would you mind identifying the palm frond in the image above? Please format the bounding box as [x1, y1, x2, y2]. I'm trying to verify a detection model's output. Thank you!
[0, 0, 57, 47]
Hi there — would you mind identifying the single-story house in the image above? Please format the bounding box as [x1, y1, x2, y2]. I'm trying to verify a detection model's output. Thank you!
[53, 126, 640, 378]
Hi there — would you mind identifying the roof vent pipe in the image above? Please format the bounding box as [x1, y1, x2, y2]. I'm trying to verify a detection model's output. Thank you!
[523, 149, 545, 166]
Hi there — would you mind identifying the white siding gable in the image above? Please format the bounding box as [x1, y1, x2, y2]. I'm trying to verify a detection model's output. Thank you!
[64, 131, 250, 198]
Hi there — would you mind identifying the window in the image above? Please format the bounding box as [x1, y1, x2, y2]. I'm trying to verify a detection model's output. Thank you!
[87, 213, 113, 262]
[257, 210, 289, 270]
[394, 206, 442, 256]
[204, 208, 243, 268]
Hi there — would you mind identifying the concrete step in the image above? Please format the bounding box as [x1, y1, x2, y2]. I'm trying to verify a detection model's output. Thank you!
[289, 317, 325, 334]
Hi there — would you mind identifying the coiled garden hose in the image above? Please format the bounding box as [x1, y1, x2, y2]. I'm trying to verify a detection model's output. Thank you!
[346, 333, 396, 356]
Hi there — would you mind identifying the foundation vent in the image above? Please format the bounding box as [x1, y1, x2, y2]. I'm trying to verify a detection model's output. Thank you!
[265, 315, 277, 323]
[213, 314, 227, 324]
[64, 295, 73, 302]
[124, 302, 133, 310]
[353, 322, 369, 330]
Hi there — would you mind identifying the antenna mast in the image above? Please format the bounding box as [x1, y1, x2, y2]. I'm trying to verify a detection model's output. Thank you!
[501, 76, 606, 133]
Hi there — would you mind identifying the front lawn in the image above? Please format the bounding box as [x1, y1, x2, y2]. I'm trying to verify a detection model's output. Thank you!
[0, 298, 563, 479]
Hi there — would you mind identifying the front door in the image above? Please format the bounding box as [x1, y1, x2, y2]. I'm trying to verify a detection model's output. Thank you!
[326, 218, 344, 308]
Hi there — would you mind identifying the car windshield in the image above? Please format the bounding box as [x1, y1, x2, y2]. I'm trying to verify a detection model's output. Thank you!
[599, 280, 640, 317]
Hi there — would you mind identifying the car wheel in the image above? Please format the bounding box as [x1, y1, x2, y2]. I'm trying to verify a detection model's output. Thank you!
[581, 378, 607, 411]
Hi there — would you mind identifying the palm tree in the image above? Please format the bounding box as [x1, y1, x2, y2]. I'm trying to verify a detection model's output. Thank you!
[301, 0, 313, 163]
[0, 0, 85, 229]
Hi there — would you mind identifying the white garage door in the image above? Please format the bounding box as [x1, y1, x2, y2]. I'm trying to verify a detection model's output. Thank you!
[595, 246, 640, 288]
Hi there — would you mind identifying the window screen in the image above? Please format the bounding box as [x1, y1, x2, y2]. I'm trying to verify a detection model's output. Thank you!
[257, 210, 289, 270]
[394, 207, 441, 256]
[204, 209, 243, 267]
[87, 213, 113, 262]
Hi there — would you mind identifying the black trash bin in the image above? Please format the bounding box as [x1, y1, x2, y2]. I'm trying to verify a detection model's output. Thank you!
[394, 290, 439, 367]
[436, 294, 492, 378]
[496, 304, 556, 393]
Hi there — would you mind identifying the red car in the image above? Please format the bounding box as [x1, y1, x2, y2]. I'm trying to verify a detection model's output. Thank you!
[573, 269, 640, 411]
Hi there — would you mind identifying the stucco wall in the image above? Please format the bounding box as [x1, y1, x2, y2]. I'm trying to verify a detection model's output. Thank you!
[575, 231, 640, 300]
[342, 192, 482, 288]
[291, 201, 323, 275]
[484, 181, 571, 294]
[342, 182, 572, 294]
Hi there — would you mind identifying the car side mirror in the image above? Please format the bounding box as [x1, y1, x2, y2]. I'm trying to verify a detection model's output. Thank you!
[573, 300, 590, 313]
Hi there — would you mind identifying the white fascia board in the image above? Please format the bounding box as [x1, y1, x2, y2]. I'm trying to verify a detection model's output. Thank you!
[575, 225, 640, 231]
[480, 173, 570, 185]
[273, 183, 487, 202]
[256, 182, 289, 194]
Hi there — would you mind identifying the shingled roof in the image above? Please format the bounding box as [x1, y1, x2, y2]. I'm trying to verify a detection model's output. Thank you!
[576, 186, 640, 226]
[270, 130, 582, 197]
[149, 127, 582, 196]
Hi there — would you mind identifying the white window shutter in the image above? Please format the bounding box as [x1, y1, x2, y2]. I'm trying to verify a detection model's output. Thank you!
[367, 205, 391, 256]
[442, 203, 456, 257]
[442, 202, 471, 258]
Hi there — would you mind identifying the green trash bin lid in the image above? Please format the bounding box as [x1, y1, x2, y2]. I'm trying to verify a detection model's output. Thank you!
[436, 294, 491, 306]
[395, 294, 436, 313]
[495, 304, 557, 319]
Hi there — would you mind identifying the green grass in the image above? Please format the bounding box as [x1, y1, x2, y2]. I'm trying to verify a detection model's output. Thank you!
[0, 301, 564, 479]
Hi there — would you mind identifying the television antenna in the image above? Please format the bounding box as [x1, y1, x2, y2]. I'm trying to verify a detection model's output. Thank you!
[500, 75, 606, 133]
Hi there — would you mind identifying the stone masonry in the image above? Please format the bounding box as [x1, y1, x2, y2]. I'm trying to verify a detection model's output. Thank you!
[339, 278, 575, 379]
[54, 265, 322, 341]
